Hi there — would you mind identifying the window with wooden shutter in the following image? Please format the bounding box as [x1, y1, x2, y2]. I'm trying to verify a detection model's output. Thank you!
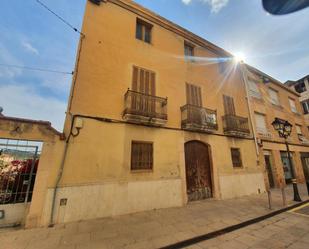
[132, 66, 155, 95]
[186, 83, 202, 107]
[301, 100, 309, 114]
[184, 42, 194, 60]
[223, 95, 235, 115]
[136, 18, 152, 43]
[131, 141, 153, 171]
[268, 88, 280, 106]
[248, 80, 261, 99]
[255, 113, 267, 133]
[289, 98, 297, 113]
[296, 125, 302, 135]
[231, 148, 242, 168]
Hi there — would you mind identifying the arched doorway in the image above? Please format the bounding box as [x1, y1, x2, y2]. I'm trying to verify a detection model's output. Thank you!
[184, 141, 212, 201]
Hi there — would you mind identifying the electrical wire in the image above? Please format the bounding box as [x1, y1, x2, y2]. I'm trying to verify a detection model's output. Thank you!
[35, 0, 84, 36]
[0, 63, 73, 75]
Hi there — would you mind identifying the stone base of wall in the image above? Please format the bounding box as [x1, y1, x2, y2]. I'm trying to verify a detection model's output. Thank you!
[219, 173, 266, 199]
[40, 178, 183, 225]
[0, 203, 30, 228]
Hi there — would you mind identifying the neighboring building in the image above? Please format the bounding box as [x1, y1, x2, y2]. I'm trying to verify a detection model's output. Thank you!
[34, 0, 265, 225]
[242, 65, 309, 189]
[285, 75, 309, 127]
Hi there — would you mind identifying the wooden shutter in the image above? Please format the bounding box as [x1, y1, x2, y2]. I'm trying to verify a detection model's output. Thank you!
[132, 66, 138, 91]
[186, 83, 202, 107]
[223, 95, 235, 115]
[131, 66, 156, 114]
[255, 113, 267, 131]
[132, 66, 155, 95]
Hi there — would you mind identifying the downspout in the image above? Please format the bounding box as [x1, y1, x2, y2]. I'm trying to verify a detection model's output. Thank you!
[240, 63, 260, 157]
[49, 33, 85, 227]
[48, 116, 75, 226]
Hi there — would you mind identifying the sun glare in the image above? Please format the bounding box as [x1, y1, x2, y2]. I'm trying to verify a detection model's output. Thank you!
[234, 52, 246, 63]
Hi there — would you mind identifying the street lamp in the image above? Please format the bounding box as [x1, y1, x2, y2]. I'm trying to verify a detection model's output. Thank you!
[271, 118, 302, 202]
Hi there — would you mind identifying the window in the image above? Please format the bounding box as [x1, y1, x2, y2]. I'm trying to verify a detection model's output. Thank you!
[131, 141, 153, 170]
[294, 82, 306, 93]
[231, 148, 242, 168]
[186, 83, 202, 106]
[132, 66, 156, 95]
[289, 98, 297, 113]
[268, 88, 280, 106]
[296, 125, 303, 141]
[136, 18, 152, 43]
[184, 42, 194, 60]
[301, 100, 309, 114]
[248, 80, 261, 99]
[218, 61, 227, 74]
[255, 113, 267, 133]
[296, 125, 302, 135]
[223, 95, 236, 115]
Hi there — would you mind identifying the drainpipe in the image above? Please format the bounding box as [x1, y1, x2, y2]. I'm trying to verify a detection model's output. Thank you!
[240, 63, 260, 157]
[49, 32, 85, 227]
[49, 115, 76, 227]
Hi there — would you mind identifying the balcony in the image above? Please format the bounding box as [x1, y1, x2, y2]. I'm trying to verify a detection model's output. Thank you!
[222, 114, 250, 137]
[123, 90, 167, 126]
[256, 128, 273, 140]
[181, 104, 218, 132]
[298, 134, 309, 145]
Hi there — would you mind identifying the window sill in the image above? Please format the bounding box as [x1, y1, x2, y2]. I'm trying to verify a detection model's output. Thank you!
[131, 169, 153, 173]
[271, 103, 283, 110]
[135, 38, 152, 46]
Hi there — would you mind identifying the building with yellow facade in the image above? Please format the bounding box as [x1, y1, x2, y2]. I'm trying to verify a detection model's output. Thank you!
[3, 0, 308, 228]
[32, 0, 268, 225]
[242, 65, 309, 189]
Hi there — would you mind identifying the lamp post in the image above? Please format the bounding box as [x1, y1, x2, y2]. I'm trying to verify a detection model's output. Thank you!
[272, 118, 302, 202]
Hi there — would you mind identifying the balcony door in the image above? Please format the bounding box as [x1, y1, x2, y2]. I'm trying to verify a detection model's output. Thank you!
[184, 141, 212, 201]
[186, 83, 203, 124]
[223, 95, 235, 115]
[132, 66, 156, 116]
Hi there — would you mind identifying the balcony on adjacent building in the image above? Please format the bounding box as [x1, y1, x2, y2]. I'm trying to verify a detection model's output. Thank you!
[222, 114, 250, 137]
[181, 104, 218, 132]
[256, 128, 273, 140]
[123, 90, 168, 126]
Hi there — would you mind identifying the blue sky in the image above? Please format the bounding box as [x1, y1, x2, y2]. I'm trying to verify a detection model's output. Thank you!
[0, 0, 308, 130]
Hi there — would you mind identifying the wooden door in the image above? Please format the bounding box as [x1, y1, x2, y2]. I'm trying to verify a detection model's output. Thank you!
[132, 66, 156, 115]
[184, 141, 212, 201]
[300, 153, 309, 182]
[264, 155, 275, 188]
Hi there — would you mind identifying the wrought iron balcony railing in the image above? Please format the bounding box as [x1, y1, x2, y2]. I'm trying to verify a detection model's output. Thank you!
[123, 90, 167, 125]
[181, 104, 218, 132]
[222, 114, 250, 136]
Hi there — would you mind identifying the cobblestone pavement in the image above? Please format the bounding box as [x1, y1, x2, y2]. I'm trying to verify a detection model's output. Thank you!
[0, 185, 308, 249]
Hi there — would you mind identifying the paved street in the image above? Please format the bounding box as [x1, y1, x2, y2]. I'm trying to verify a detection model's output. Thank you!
[0, 185, 308, 249]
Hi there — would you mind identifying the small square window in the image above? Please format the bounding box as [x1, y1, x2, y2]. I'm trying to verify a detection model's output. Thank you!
[131, 141, 153, 170]
[231, 148, 242, 168]
[184, 42, 194, 59]
[136, 18, 152, 44]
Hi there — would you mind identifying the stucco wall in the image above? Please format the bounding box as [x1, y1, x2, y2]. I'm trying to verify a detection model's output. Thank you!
[0, 118, 64, 228]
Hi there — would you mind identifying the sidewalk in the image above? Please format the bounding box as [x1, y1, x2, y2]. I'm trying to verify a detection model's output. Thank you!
[0, 184, 308, 249]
